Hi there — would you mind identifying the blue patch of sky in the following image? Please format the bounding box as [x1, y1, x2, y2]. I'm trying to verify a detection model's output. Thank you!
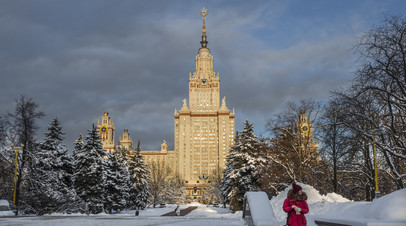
[244, 0, 405, 50]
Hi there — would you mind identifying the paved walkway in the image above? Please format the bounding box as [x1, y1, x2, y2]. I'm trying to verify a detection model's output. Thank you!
[161, 206, 198, 216]
[0, 215, 245, 226]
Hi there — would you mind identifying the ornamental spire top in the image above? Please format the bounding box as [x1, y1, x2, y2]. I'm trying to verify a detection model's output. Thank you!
[200, 7, 208, 48]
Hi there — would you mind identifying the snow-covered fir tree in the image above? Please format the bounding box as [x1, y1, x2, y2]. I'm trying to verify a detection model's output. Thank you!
[224, 120, 267, 211]
[74, 124, 106, 214]
[73, 133, 83, 158]
[103, 149, 131, 213]
[127, 140, 151, 210]
[28, 117, 75, 215]
[221, 132, 239, 207]
[41, 118, 73, 182]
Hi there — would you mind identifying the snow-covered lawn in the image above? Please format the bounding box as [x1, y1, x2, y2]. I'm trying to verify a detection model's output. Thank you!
[2, 186, 406, 226]
[0, 202, 245, 226]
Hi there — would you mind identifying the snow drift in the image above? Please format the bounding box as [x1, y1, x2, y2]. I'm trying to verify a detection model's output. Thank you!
[270, 182, 349, 224]
[365, 188, 406, 221]
[270, 183, 406, 225]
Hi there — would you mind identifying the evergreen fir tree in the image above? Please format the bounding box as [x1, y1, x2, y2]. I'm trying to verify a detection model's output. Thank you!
[103, 149, 131, 213]
[221, 132, 239, 207]
[225, 120, 266, 211]
[127, 140, 151, 210]
[73, 133, 84, 158]
[29, 117, 75, 215]
[74, 124, 105, 214]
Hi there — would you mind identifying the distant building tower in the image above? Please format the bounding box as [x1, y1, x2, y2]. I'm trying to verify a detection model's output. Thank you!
[119, 129, 134, 152]
[296, 112, 318, 162]
[174, 8, 235, 200]
[97, 112, 115, 153]
[94, 8, 235, 203]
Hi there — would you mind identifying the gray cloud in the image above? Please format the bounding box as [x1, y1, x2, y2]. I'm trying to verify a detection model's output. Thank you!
[0, 1, 403, 150]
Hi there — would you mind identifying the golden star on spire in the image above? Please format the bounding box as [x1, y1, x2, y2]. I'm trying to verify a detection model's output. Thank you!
[200, 7, 208, 48]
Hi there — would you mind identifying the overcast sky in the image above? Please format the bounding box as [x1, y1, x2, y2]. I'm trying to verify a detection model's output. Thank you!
[1, 0, 405, 151]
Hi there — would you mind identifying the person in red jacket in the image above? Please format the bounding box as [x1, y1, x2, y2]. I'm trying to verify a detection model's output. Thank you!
[283, 182, 309, 226]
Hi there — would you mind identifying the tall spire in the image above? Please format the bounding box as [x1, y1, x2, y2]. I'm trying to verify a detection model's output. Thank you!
[200, 7, 208, 48]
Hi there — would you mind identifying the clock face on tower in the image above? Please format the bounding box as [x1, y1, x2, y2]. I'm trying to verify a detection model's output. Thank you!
[101, 126, 108, 134]
[301, 124, 309, 133]
[202, 78, 207, 85]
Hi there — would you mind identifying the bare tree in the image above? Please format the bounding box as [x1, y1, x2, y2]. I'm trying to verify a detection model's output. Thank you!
[201, 169, 224, 204]
[266, 99, 322, 185]
[352, 16, 406, 190]
[161, 174, 187, 204]
[318, 98, 353, 193]
[332, 88, 383, 200]
[148, 160, 186, 207]
[6, 96, 44, 215]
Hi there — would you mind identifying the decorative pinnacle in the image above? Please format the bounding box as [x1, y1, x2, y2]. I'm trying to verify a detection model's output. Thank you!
[200, 7, 208, 48]
[200, 7, 208, 18]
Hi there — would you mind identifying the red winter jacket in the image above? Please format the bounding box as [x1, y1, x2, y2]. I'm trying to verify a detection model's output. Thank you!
[283, 194, 309, 226]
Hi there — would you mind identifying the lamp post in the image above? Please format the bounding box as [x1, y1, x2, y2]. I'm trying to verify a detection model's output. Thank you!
[372, 129, 380, 199]
[11, 144, 23, 206]
[198, 175, 209, 203]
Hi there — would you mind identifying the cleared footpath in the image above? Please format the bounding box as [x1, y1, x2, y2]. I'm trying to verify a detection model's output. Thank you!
[162, 206, 198, 216]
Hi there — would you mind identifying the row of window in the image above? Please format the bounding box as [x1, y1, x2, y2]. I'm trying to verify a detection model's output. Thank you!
[193, 118, 216, 122]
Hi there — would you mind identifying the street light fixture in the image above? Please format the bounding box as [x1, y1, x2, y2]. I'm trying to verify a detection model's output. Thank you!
[197, 175, 209, 202]
[198, 175, 208, 180]
[11, 144, 23, 206]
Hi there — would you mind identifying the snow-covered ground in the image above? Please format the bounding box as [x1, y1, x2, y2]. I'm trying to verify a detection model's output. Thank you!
[0, 202, 245, 226]
[270, 183, 406, 226]
[0, 211, 14, 217]
[2, 186, 406, 225]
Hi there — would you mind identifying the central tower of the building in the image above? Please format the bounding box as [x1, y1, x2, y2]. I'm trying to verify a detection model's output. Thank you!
[174, 8, 235, 200]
